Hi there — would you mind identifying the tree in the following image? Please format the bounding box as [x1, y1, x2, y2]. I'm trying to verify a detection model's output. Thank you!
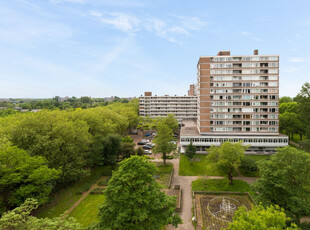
[153, 123, 174, 165]
[279, 96, 293, 104]
[279, 102, 298, 114]
[207, 142, 248, 185]
[279, 112, 299, 139]
[7, 111, 92, 184]
[0, 144, 60, 213]
[0, 198, 82, 230]
[120, 136, 135, 159]
[101, 134, 122, 168]
[185, 140, 196, 159]
[295, 82, 310, 137]
[97, 156, 182, 230]
[252, 147, 310, 220]
[228, 204, 298, 230]
[160, 114, 179, 133]
[136, 147, 144, 156]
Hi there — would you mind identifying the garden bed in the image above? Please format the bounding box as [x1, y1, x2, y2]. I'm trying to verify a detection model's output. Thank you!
[193, 192, 254, 230]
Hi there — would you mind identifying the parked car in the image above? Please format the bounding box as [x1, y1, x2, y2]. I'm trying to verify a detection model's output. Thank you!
[170, 141, 177, 145]
[145, 133, 152, 137]
[146, 143, 155, 147]
[143, 145, 152, 150]
[141, 139, 149, 143]
[138, 141, 146, 145]
[144, 150, 152, 154]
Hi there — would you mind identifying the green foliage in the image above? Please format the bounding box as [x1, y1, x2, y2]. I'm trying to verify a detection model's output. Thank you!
[0, 144, 60, 212]
[228, 204, 299, 230]
[136, 147, 144, 156]
[295, 82, 310, 137]
[0, 109, 18, 118]
[253, 147, 310, 220]
[36, 166, 111, 219]
[280, 96, 294, 104]
[4, 110, 92, 184]
[179, 154, 225, 176]
[192, 179, 253, 195]
[279, 102, 298, 114]
[69, 194, 105, 228]
[207, 142, 248, 185]
[97, 155, 182, 230]
[120, 137, 135, 159]
[0, 198, 82, 230]
[90, 188, 105, 195]
[185, 141, 196, 159]
[159, 114, 179, 133]
[153, 123, 174, 165]
[155, 163, 173, 188]
[240, 157, 258, 172]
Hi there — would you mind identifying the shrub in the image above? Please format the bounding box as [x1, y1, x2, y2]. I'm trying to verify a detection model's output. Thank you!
[90, 187, 105, 195]
[240, 157, 258, 172]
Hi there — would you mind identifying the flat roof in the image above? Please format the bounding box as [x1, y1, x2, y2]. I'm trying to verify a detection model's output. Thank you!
[180, 119, 287, 137]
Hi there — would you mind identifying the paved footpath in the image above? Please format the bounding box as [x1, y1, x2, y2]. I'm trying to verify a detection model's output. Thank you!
[152, 158, 258, 230]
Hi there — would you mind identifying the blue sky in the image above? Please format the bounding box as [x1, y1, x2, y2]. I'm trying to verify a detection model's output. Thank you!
[0, 0, 309, 98]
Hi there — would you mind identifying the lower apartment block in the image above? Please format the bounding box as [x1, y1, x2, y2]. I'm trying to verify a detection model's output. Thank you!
[179, 119, 288, 154]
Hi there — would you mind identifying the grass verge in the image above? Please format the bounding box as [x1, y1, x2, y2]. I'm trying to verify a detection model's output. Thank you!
[155, 163, 173, 188]
[69, 194, 105, 227]
[192, 178, 254, 196]
[179, 154, 225, 176]
[36, 166, 111, 218]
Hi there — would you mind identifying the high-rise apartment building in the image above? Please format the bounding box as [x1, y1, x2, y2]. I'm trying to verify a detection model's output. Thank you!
[180, 50, 288, 153]
[197, 50, 279, 135]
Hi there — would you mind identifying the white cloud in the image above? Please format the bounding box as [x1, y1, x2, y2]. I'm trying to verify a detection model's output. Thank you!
[50, 0, 87, 3]
[90, 11, 139, 33]
[90, 11, 207, 44]
[289, 57, 305, 63]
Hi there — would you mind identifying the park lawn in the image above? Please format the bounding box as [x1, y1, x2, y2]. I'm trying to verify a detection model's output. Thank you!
[69, 194, 105, 227]
[238, 155, 270, 177]
[192, 178, 254, 196]
[179, 154, 225, 176]
[155, 163, 173, 188]
[36, 166, 112, 218]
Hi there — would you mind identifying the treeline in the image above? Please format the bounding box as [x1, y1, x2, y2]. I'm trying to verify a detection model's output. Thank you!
[0, 96, 132, 111]
[0, 99, 139, 214]
[280, 82, 310, 150]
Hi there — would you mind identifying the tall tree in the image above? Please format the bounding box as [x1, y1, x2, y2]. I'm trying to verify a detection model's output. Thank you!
[101, 134, 122, 168]
[228, 204, 298, 230]
[0, 198, 82, 230]
[160, 114, 179, 133]
[97, 156, 182, 230]
[207, 142, 248, 185]
[153, 123, 174, 165]
[6, 111, 92, 183]
[295, 82, 310, 136]
[0, 144, 60, 213]
[185, 140, 196, 159]
[279, 96, 293, 104]
[253, 146, 310, 221]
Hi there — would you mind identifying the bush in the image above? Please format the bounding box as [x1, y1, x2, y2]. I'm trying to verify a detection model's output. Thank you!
[98, 178, 110, 187]
[90, 187, 105, 195]
[240, 157, 258, 172]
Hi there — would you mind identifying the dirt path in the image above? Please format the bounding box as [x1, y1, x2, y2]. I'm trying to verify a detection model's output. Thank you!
[63, 176, 106, 216]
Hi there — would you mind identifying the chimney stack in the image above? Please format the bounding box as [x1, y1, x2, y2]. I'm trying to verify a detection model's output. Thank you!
[144, 92, 152, 96]
[254, 49, 259, 55]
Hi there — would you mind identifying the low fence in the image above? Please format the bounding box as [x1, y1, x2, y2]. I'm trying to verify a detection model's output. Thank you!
[168, 166, 174, 189]
[174, 185, 182, 212]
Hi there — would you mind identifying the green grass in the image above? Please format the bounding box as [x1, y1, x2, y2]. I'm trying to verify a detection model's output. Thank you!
[179, 154, 225, 176]
[36, 166, 112, 218]
[69, 194, 105, 227]
[192, 178, 254, 195]
[155, 163, 173, 188]
[239, 155, 270, 177]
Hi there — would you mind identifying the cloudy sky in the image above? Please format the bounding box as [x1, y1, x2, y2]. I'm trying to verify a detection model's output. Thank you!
[0, 0, 309, 98]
